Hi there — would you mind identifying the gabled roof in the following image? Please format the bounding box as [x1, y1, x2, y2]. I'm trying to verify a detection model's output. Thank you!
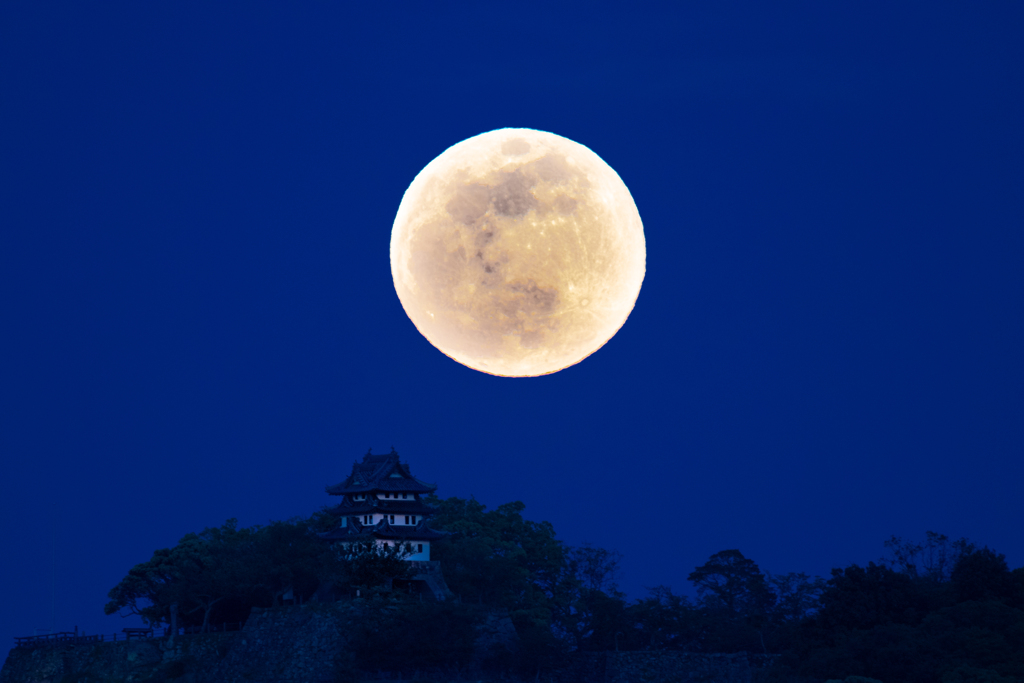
[325, 448, 437, 496]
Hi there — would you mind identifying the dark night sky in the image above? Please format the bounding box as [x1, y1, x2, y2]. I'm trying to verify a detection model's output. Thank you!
[2, 2, 1022, 654]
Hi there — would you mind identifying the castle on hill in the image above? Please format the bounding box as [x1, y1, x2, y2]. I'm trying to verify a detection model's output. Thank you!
[319, 448, 451, 599]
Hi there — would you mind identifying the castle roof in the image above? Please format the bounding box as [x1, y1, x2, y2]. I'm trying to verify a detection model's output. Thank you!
[326, 449, 437, 496]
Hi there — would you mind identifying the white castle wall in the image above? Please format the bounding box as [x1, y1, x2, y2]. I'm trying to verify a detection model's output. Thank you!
[356, 513, 420, 525]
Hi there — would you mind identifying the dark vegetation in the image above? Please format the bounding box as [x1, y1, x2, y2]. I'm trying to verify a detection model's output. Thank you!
[106, 500, 1024, 682]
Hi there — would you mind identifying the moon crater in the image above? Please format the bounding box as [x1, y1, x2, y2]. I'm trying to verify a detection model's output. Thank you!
[391, 128, 645, 376]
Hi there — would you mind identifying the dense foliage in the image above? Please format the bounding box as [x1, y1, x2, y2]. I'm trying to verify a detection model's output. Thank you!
[104, 518, 325, 629]
[105, 500, 1024, 681]
[773, 537, 1024, 683]
[103, 516, 412, 629]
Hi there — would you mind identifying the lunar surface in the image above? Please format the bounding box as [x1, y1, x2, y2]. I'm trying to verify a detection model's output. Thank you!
[390, 128, 645, 377]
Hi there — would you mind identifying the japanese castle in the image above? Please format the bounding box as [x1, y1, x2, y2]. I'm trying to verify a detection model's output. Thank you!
[320, 448, 445, 562]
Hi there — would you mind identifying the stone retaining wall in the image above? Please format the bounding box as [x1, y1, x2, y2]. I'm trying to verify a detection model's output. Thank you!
[554, 651, 778, 683]
[208, 605, 346, 683]
[0, 632, 236, 683]
[3, 606, 774, 683]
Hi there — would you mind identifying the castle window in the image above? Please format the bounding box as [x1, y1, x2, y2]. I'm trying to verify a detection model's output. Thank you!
[384, 492, 390, 498]
[417, 544, 423, 553]
[389, 514, 395, 523]
[402, 493, 408, 499]
[411, 516, 417, 524]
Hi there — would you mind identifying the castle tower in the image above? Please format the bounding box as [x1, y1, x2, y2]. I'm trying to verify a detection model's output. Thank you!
[320, 448, 444, 561]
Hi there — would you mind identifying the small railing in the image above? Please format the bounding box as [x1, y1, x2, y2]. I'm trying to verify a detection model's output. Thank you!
[14, 632, 104, 647]
[14, 622, 245, 648]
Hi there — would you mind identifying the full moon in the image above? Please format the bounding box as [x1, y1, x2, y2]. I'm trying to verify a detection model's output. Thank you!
[390, 128, 645, 377]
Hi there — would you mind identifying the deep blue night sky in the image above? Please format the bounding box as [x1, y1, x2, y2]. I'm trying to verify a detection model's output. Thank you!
[2, 2, 1022, 655]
